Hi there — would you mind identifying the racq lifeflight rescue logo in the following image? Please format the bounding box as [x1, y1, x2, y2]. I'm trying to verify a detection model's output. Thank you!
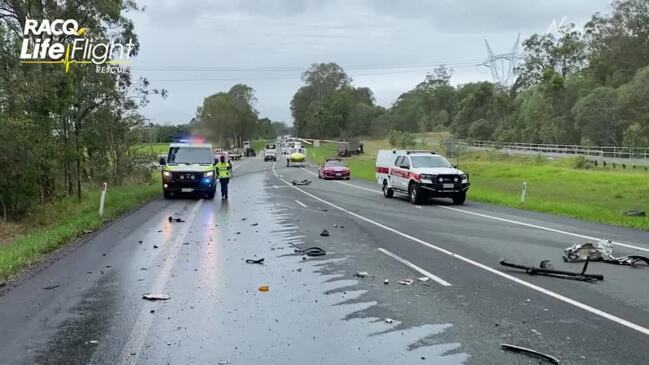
[19, 18, 133, 73]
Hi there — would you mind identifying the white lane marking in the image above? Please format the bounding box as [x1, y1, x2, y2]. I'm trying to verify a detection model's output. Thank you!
[271, 162, 649, 336]
[312, 174, 649, 254]
[378, 247, 451, 287]
[295, 200, 308, 208]
[117, 200, 204, 364]
[415, 206, 422, 209]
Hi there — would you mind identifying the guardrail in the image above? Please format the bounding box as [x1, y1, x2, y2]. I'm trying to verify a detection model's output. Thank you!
[464, 140, 649, 160]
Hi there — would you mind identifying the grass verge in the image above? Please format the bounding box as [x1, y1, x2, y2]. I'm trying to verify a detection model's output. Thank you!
[0, 176, 160, 281]
[309, 139, 649, 231]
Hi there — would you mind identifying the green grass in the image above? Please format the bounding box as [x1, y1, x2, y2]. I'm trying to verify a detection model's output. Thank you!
[132, 143, 169, 155]
[308, 140, 649, 231]
[0, 175, 160, 281]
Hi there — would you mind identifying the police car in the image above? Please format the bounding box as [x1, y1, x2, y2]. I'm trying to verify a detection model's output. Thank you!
[376, 150, 469, 205]
[159, 143, 217, 199]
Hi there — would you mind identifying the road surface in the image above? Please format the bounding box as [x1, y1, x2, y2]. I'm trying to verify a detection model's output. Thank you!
[1, 156, 648, 364]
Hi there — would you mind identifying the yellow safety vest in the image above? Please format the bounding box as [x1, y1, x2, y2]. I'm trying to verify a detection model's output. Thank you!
[216, 162, 231, 178]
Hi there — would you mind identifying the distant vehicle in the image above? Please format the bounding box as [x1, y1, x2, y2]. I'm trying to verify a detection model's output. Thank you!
[160, 143, 217, 199]
[229, 149, 242, 160]
[245, 147, 256, 157]
[243, 140, 251, 149]
[376, 150, 469, 205]
[318, 159, 350, 180]
[214, 149, 230, 162]
[264, 144, 277, 161]
[337, 139, 364, 157]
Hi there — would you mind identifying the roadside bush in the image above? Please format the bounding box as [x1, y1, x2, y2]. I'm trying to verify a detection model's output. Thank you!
[572, 156, 591, 170]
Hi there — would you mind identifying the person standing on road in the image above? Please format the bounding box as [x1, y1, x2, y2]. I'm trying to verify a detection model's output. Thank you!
[216, 155, 232, 199]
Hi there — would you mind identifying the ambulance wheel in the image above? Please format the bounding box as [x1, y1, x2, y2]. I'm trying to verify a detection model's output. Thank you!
[382, 183, 394, 198]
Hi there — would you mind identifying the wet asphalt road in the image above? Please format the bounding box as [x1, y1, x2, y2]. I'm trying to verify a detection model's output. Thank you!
[1, 156, 649, 364]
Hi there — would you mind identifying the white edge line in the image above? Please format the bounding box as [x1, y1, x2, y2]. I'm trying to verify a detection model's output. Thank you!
[272, 162, 649, 336]
[378, 247, 452, 286]
[299, 166, 649, 254]
[295, 200, 308, 208]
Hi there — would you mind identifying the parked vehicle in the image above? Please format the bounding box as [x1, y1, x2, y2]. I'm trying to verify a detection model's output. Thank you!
[376, 150, 469, 205]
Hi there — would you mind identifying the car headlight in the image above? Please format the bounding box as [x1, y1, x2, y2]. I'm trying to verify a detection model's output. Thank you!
[162, 171, 172, 178]
[420, 174, 437, 181]
[460, 174, 468, 183]
[204, 171, 214, 178]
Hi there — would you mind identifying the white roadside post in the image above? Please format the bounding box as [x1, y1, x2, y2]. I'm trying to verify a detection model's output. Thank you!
[99, 182, 107, 216]
[521, 182, 527, 204]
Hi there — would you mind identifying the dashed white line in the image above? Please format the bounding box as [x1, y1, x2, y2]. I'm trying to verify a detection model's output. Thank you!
[378, 248, 451, 286]
[302, 170, 649, 254]
[295, 200, 308, 208]
[271, 161, 649, 336]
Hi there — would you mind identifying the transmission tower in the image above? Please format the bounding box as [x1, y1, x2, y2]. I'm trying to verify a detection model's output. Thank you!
[479, 34, 521, 87]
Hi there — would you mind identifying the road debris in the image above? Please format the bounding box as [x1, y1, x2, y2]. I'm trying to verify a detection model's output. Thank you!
[153, 245, 159, 249]
[623, 210, 646, 217]
[245, 258, 265, 265]
[398, 279, 414, 286]
[501, 343, 559, 364]
[384, 279, 389, 285]
[500, 259, 603, 282]
[42, 285, 60, 290]
[258, 285, 270, 292]
[320, 229, 330, 237]
[354, 271, 370, 278]
[291, 179, 312, 186]
[142, 293, 171, 301]
[563, 239, 649, 267]
[385, 318, 393, 324]
[83, 229, 93, 234]
[417, 277, 430, 282]
[293, 246, 326, 257]
[86, 340, 99, 345]
[168, 216, 185, 223]
[251, 223, 259, 226]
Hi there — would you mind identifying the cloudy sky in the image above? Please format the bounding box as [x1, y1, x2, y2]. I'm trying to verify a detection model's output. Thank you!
[129, 0, 612, 125]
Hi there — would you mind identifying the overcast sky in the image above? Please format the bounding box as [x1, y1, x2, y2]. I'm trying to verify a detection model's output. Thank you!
[129, 0, 612, 125]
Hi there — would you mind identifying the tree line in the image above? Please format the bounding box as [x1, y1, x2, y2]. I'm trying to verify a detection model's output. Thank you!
[0, 0, 163, 219]
[192, 84, 290, 147]
[290, 0, 649, 149]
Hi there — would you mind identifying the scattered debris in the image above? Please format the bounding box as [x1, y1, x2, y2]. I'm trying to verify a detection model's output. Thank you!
[83, 229, 93, 234]
[183, 242, 190, 245]
[245, 258, 265, 265]
[623, 210, 646, 217]
[235, 232, 241, 235]
[501, 259, 603, 282]
[168, 216, 184, 223]
[150, 309, 155, 314]
[42, 285, 60, 290]
[500, 344, 559, 364]
[417, 277, 430, 282]
[142, 293, 171, 301]
[539, 260, 553, 270]
[251, 223, 259, 226]
[354, 271, 370, 278]
[398, 279, 414, 286]
[0, 281, 6, 288]
[385, 318, 393, 324]
[217, 361, 230, 365]
[258, 285, 270, 292]
[153, 245, 159, 249]
[294, 246, 327, 257]
[563, 239, 649, 267]
[383, 279, 389, 285]
[291, 179, 312, 186]
[138, 240, 143, 244]
[86, 340, 99, 345]
[320, 229, 330, 237]
[321, 208, 328, 212]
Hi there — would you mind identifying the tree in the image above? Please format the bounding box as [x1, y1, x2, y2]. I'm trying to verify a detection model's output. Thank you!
[573, 87, 625, 145]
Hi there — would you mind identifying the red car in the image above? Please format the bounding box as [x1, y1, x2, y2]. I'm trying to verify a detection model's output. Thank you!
[318, 159, 350, 180]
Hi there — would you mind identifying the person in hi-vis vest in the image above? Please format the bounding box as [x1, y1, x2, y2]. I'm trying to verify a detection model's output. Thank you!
[215, 155, 232, 199]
